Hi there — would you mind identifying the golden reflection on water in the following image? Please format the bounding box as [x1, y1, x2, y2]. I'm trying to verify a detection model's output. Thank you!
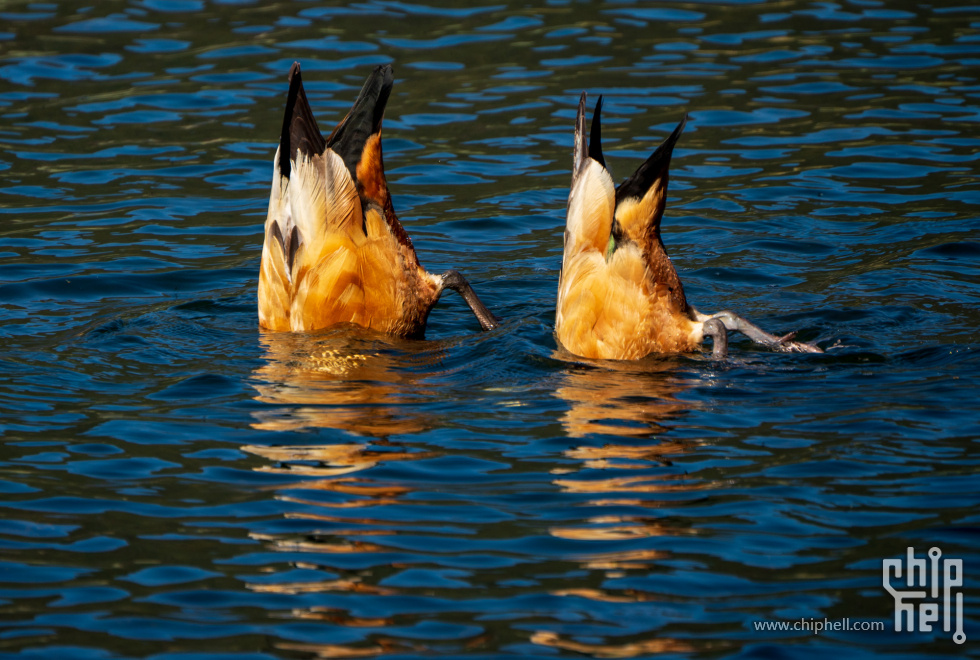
[240, 436, 416, 654]
[276, 640, 404, 658]
[242, 442, 431, 486]
[553, 353, 693, 438]
[245, 340, 716, 655]
[240, 442, 421, 556]
[540, 354, 716, 650]
[276, 608, 419, 658]
[531, 631, 693, 658]
[242, 331, 443, 643]
[549, 353, 712, 558]
[248, 577, 396, 596]
[250, 329, 443, 436]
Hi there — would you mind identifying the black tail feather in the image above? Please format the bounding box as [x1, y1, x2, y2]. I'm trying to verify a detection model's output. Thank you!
[588, 95, 605, 168]
[326, 64, 394, 180]
[614, 115, 687, 205]
[279, 62, 326, 179]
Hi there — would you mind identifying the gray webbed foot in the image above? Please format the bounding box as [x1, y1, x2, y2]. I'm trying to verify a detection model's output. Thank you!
[708, 310, 823, 354]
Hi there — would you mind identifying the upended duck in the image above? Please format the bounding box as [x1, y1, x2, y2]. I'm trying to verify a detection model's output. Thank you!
[556, 93, 822, 360]
[258, 62, 497, 336]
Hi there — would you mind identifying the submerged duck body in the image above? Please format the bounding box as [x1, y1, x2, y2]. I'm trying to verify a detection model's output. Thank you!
[556, 93, 821, 360]
[258, 62, 496, 337]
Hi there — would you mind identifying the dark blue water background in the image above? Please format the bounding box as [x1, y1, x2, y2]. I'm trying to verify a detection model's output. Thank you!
[1, 1, 978, 658]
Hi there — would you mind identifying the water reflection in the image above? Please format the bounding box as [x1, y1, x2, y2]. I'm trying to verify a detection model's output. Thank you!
[242, 441, 422, 503]
[241, 433, 419, 655]
[2, 0, 978, 657]
[535, 357, 714, 655]
[241, 438, 420, 566]
[244, 330, 433, 650]
[278, 639, 408, 659]
[250, 328, 442, 436]
[532, 631, 693, 658]
[553, 355, 694, 438]
[242, 348, 716, 657]
[549, 356, 709, 558]
[548, 443, 708, 570]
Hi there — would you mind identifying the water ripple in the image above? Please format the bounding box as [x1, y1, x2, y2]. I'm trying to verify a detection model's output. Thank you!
[0, 1, 978, 658]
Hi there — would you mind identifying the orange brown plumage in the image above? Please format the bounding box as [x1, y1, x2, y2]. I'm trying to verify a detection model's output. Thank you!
[258, 62, 496, 337]
[556, 93, 821, 360]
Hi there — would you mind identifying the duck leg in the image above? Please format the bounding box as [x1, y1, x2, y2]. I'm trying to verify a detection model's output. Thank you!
[702, 318, 728, 358]
[698, 309, 822, 354]
[440, 270, 499, 331]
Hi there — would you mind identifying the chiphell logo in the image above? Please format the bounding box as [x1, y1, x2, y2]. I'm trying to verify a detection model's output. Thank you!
[883, 546, 965, 644]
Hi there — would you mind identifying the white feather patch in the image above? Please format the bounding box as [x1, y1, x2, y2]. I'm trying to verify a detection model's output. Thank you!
[563, 159, 615, 259]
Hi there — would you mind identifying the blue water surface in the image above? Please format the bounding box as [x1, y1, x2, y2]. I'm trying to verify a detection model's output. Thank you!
[1, 1, 978, 658]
